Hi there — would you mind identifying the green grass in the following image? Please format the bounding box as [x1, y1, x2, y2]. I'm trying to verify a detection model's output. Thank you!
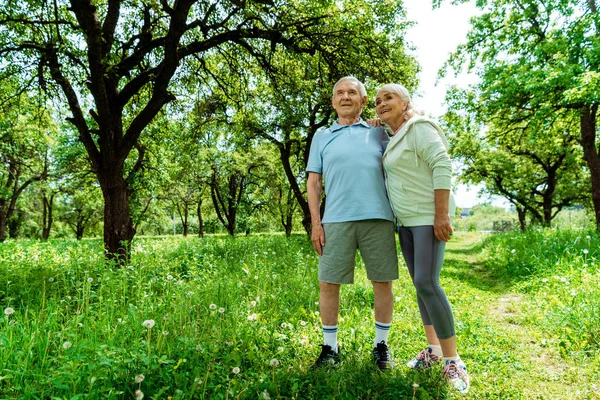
[0, 230, 599, 399]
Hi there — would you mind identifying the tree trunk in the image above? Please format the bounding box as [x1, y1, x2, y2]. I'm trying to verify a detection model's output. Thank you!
[99, 169, 135, 262]
[0, 162, 41, 241]
[0, 203, 6, 242]
[278, 144, 311, 234]
[284, 212, 293, 237]
[183, 203, 189, 237]
[580, 105, 600, 230]
[542, 170, 556, 226]
[517, 206, 527, 231]
[8, 212, 21, 238]
[210, 172, 240, 236]
[76, 218, 85, 240]
[42, 193, 54, 240]
[197, 199, 204, 237]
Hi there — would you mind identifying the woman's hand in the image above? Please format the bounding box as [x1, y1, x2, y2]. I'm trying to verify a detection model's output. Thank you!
[434, 213, 453, 242]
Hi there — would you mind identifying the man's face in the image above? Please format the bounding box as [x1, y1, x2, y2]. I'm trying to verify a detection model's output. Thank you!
[332, 80, 366, 120]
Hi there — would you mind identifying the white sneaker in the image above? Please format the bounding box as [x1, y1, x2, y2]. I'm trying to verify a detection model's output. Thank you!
[442, 360, 470, 394]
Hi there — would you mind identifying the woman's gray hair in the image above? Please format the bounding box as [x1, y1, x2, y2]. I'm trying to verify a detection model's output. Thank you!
[377, 83, 413, 109]
[333, 76, 367, 98]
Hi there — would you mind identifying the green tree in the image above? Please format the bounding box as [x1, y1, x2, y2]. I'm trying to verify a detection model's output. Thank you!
[440, 0, 600, 228]
[1, 0, 409, 259]
[446, 94, 589, 229]
[0, 91, 50, 240]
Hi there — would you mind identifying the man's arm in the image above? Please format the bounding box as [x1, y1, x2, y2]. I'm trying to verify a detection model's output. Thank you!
[307, 172, 325, 255]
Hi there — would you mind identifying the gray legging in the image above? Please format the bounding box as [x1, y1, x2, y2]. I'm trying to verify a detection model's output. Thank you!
[398, 225, 456, 339]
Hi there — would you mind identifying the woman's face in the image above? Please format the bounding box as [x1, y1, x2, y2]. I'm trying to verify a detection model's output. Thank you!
[375, 91, 407, 126]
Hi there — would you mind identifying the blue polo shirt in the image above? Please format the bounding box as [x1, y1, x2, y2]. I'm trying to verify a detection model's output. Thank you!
[306, 119, 394, 223]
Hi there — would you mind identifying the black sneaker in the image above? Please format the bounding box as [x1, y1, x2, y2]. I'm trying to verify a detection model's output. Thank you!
[311, 344, 341, 369]
[373, 341, 394, 370]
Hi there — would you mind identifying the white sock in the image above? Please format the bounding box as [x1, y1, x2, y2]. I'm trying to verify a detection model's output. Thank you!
[374, 321, 391, 347]
[322, 325, 338, 352]
[429, 344, 443, 357]
[443, 354, 461, 364]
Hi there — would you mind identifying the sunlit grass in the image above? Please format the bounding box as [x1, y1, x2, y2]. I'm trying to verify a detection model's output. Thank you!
[0, 230, 598, 399]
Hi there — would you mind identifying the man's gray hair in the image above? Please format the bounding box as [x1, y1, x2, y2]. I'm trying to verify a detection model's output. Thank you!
[377, 83, 413, 109]
[332, 76, 367, 98]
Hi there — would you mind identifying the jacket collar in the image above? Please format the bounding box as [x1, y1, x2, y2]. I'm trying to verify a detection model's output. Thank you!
[384, 115, 449, 157]
[330, 118, 370, 132]
[384, 116, 425, 156]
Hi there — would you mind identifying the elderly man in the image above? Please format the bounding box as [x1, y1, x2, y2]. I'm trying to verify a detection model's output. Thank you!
[306, 76, 399, 370]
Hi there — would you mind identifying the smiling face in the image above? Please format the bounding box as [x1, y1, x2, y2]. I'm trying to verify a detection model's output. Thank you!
[332, 79, 367, 122]
[375, 90, 408, 131]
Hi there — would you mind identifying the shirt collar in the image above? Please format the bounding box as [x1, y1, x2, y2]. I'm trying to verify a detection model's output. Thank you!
[330, 118, 370, 132]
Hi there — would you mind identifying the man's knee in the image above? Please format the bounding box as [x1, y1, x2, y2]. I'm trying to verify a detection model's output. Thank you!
[371, 280, 393, 297]
[320, 281, 341, 297]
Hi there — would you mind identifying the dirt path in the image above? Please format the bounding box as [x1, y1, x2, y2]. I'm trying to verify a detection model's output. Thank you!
[442, 233, 598, 399]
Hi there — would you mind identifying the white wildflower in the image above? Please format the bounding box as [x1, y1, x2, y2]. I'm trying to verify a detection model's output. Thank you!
[232, 366, 240, 374]
[142, 319, 155, 329]
[4, 307, 14, 316]
[135, 374, 145, 383]
[270, 358, 280, 367]
[62, 341, 72, 349]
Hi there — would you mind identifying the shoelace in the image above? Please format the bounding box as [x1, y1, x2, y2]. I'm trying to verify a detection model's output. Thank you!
[443, 362, 466, 380]
[415, 349, 429, 361]
[375, 344, 389, 361]
[415, 349, 437, 365]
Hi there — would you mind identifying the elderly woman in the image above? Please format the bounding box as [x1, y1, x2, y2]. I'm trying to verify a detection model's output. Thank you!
[375, 83, 470, 394]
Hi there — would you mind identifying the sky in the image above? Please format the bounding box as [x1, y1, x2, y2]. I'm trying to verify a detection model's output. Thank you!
[401, 0, 508, 209]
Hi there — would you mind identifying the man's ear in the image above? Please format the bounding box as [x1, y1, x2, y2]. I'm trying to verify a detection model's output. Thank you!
[361, 96, 368, 107]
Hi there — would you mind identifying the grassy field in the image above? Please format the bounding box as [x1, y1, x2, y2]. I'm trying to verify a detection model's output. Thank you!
[0, 230, 599, 399]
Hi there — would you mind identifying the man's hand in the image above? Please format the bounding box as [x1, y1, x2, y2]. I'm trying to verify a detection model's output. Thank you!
[434, 213, 453, 242]
[311, 223, 326, 255]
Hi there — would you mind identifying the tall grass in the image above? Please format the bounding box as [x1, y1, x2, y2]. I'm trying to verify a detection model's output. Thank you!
[1, 231, 599, 398]
[0, 236, 418, 399]
[481, 229, 600, 355]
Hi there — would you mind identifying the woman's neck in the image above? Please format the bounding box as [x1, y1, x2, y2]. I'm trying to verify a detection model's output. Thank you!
[390, 111, 419, 133]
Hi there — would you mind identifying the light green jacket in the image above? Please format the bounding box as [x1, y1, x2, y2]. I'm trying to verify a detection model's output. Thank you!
[382, 116, 456, 227]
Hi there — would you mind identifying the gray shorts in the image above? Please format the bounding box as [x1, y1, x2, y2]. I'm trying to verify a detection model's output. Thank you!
[319, 219, 399, 284]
